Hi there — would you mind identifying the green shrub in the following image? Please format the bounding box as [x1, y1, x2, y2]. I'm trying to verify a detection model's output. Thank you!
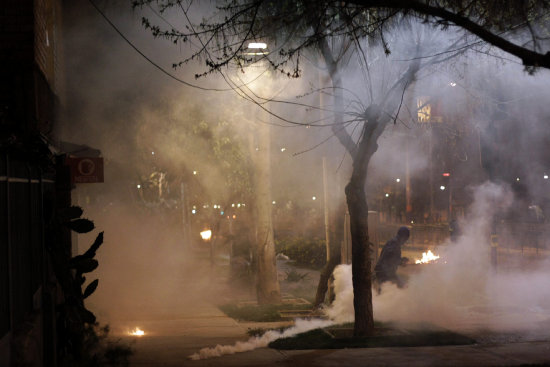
[275, 237, 326, 269]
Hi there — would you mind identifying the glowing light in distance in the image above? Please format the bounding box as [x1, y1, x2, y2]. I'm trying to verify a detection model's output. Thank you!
[545, 174, 549, 180]
[443, 173, 450, 177]
[440, 185, 446, 190]
[232, 203, 235, 207]
[137, 184, 141, 189]
[248, 42, 267, 49]
[200, 229, 212, 241]
[232, 214, 237, 219]
[193, 171, 197, 175]
[312, 196, 316, 200]
[281, 148, 286, 152]
[449, 82, 457, 87]
[516, 177, 520, 182]
[272, 201, 276, 205]
[213, 205, 217, 209]
[191, 209, 196, 214]
[411, 220, 414, 224]
[237, 203, 241, 208]
[130, 328, 145, 336]
[151, 151, 155, 155]
[385, 193, 389, 197]
[396, 178, 400, 183]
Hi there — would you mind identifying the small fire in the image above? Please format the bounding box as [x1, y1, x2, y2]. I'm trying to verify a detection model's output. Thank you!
[415, 250, 440, 264]
[129, 328, 145, 336]
[200, 229, 212, 241]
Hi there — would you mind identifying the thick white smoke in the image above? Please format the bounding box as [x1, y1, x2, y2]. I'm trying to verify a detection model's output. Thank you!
[190, 181, 550, 360]
[328, 182, 550, 333]
[189, 318, 334, 360]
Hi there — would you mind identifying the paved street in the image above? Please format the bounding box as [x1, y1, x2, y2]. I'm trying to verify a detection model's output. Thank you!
[111, 300, 550, 367]
[100, 253, 550, 367]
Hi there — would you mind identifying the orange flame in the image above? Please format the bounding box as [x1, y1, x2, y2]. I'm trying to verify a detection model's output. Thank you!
[415, 250, 440, 264]
[129, 327, 145, 336]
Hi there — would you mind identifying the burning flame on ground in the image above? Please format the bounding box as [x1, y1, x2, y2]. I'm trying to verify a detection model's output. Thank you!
[129, 328, 145, 336]
[415, 250, 440, 264]
[200, 229, 212, 241]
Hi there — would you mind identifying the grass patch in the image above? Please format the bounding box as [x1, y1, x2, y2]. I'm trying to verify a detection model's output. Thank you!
[219, 302, 313, 322]
[268, 323, 476, 350]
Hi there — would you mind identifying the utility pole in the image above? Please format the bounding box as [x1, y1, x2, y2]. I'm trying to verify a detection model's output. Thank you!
[323, 157, 330, 262]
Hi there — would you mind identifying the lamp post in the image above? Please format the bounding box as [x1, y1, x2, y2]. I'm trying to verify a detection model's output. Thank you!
[245, 42, 281, 304]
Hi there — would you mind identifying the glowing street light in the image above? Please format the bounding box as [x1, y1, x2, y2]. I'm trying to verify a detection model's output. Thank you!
[193, 170, 197, 175]
[544, 174, 548, 180]
[440, 185, 446, 191]
[385, 193, 390, 197]
[246, 42, 268, 56]
[312, 196, 316, 200]
[136, 184, 141, 189]
[248, 42, 267, 49]
[396, 178, 401, 183]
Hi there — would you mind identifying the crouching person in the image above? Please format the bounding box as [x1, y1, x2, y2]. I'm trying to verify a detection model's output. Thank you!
[374, 226, 410, 292]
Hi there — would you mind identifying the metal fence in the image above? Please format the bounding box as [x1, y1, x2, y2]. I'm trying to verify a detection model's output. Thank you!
[1, 153, 56, 365]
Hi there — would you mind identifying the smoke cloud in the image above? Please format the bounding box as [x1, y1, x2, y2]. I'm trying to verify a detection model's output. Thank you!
[328, 182, 550, 335]
[59, 1, 550, 359]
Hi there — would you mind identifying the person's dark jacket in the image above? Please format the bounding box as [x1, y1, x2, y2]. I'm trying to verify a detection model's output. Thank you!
[374, 237, 402, 277]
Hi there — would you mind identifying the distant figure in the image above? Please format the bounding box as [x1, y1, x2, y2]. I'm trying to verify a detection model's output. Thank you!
[449, 219, 461, 242]
[374, 226, 410, 290]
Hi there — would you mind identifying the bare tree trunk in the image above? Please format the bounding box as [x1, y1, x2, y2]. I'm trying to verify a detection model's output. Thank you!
[254, 122, 281, 305]
[317, 38, 421, 335]
[347, 104, 383, 336]
[346, 179, 374, 335]
[314, 249, 341, 307]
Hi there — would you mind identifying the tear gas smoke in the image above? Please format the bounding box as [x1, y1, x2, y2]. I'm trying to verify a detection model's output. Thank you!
[187, 182, 550, 360]
[189, 319, 334, 360]
[61, 1, 550, 359]
[328, 182, 550, 334]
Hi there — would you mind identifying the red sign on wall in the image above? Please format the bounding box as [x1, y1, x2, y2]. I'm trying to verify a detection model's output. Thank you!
[66, 157, 104, 183]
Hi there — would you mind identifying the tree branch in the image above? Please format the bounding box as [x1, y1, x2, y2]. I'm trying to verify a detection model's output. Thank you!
[352, 0, 550, 69]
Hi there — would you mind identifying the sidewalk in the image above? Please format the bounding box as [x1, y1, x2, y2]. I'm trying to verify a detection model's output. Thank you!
[113, 300, 550, 367]
[111, 299, 249, 367]
[103, 251, 550, 367]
